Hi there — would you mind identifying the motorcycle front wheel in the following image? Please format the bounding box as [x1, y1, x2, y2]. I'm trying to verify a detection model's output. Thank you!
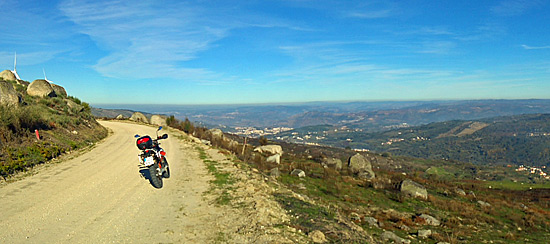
[149, 164, 163, 189]
[162, 158, 170, 178]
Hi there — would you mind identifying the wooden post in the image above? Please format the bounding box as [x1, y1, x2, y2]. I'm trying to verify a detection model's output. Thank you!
[242, 137, 247, 155]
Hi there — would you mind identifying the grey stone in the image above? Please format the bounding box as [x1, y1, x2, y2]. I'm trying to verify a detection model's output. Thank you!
[324, 157, 342, 171]
[291, 169, 306, 178]
[419, 214, 440, 226]
[348, 153, 375, 179]
[150, 115, 167, 126]
[0, 70, 17, 81]
[400, 179, 428, 200]
[266, 154, 281, 164]
[455, 188, 466, 196]
[27, 79, 55, 97]
[270, 167, 281, 178]
[51, 83, 67, 97]
[478, 200, 491, 207]
[0, 80, 20, 106]
[115, 114, 125, 120]
[381, 231, 410, 244]
[418, 229, 432, 238]
[254, 145, 283, 155]
[130, 112, 148, 123]
[365, 217, 379, 228]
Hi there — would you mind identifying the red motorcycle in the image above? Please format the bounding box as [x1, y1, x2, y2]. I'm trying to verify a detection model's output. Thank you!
[135, 126, 170, 188]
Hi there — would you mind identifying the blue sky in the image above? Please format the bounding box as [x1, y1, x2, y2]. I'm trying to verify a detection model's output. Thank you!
[1, 0, 549, 105]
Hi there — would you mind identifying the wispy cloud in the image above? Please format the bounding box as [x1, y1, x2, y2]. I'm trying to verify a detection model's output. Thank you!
[491, 0, 545, 16]
[521, 44, 550, 50]
[59, 0, 303, 82]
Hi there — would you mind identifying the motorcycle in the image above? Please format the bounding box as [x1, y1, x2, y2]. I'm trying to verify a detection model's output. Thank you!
[135, 126, 170, 188]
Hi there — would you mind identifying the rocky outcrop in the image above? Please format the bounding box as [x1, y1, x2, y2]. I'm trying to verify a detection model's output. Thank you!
[418, 229, 432, 238]
[0, 80, 20, 106]
[130, 112, 148, 123]
[150, 115, 167, 126]
[254, 145, 283, 155]
[115, 114, 125, 120]
[348, 154, 375, 179]
[0, 70, 17, 81]
[27, 79, 56, 97]
[51, 83, 67, 97]
[400, 179, 428, 200]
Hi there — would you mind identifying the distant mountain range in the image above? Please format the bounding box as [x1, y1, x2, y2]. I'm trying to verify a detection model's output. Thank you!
[93, 99, 550, 130]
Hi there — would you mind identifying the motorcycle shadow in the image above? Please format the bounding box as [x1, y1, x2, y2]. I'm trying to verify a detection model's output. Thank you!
[138, 166, 163, 189]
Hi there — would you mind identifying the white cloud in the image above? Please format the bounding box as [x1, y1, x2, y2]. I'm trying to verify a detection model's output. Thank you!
[521, 44, 550, 50]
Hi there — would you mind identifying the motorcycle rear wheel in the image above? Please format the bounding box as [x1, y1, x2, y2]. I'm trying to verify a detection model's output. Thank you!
[149, 164, 163, 188]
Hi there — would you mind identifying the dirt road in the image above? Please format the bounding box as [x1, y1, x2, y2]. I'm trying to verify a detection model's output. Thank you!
[0, 121, 221, 243]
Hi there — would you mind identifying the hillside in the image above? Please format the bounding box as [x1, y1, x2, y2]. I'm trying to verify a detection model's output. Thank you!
[0, 76, 107, 179]
[274, 113, 550, 168]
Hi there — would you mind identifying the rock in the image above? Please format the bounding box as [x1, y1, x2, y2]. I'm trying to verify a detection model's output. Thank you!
[150, 115, 167, 126]
[65, 99, 83, 113]
[254, 145, 283, 156]
[201, 139, 211, 146]
[291, 169, 306, 178]
[455, 188, 466, 196]
[130, 112, 148, 123]
[348, 154, 375, 179]
[381, 231, 410, 244]
[324, 158, 342, 171]
[400, 179, 428, 200]
[270, 167, 281, 178]
[418, 214, 440, 226]
[115, 114, 125, 120]
[208, 128, 224, 141]
[51, 83, 67, 97]
[478, 200, 491, 207]
[418, 229, 432, 238]
[308, 230, 327, 243]
[0, 80, 20, 106]
[27, 79, 56, 97]
[364, 216, 379, 228]
[266, 154, 281, 164]
[437, 242, 451, 244]
[0, 70, 17, 81]
[468, 191, 476, 198]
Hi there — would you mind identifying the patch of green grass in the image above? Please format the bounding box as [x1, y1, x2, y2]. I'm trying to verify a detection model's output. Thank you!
[197, 147, 234, 205]
[486, 180, 550, 190]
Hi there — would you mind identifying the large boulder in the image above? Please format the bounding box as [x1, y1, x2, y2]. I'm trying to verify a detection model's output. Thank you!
[0, 80, 20, 106]
[400, 179, 428, 200]
[27, 79, 56, 97]
[130, 112, 148, 123]
[150, 115, 167, 126]
[51, 83, 67, 97]
[0, 70, 17, 81]
[266, 154, 281, 164]
[348, 154, 375, 179]
[254, 145, 283, 155]
[209, 128, 224, 141]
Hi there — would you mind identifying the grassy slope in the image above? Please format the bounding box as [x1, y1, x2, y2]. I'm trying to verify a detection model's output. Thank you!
[0, 79, 107, 179]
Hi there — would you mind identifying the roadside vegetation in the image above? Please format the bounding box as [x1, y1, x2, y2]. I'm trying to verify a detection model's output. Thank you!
[0, 78, 107, 179]
[159, 115, 550, 243]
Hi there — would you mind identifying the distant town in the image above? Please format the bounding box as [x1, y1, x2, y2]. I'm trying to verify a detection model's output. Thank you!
[515, 165, 550, 180]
